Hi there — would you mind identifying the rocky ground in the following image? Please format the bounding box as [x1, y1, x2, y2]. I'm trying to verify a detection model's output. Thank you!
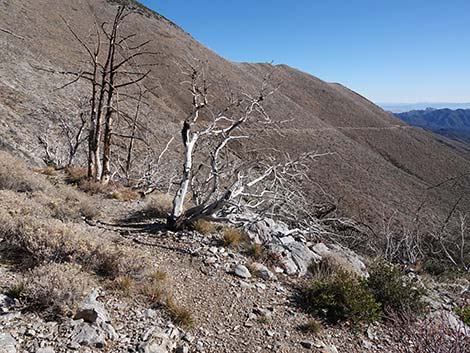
[0, 169, 469, 353]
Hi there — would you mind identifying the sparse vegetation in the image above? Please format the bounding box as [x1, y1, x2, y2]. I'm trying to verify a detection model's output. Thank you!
[165, 297, 194, 328]
[192, 219, 216, 234]
[299, 319, 323, 335]
[454, 305, 470, 326]
[143, 193, 173, 219]
[21, 263, 92, 317]
[111, 187, 140, 202]
[0, 151, 49, 192]
[246, 243, 265, 259]
[221, 227, 247, 248]
[65, 166, 88, 185]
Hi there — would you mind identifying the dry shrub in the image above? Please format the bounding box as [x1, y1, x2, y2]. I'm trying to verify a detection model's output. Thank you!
[0, 212, 94, 265]
[386, 312, 470, 353]
[22, 263, 92, 317]
[79, 179, 115, 195]
[33, 188, 101, 221]
[192, 219, 215, 234]
[140, 280, 167, 304]
[222, 227, 247, 248]
[0, 151, 49, 192]
[64, 166, 88, 185]
[144, 193, 173, 219]
[308, 255, 349, 280]
[91, 245, 153, 279]
[34, 166, 57, 176]
[111, 187, 140, 202]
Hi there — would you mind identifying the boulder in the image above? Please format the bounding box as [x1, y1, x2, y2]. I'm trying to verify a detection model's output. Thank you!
[250, 262, 275, 280]
[311, 242, 368, 277]
[234, 265, 251, 279]
[0, 333, 16, 353]
[70, 290, 118, 348]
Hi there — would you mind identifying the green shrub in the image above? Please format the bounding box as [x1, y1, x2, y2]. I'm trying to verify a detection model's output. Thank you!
[367, 261, 425, 315]
[301, 270, 382, 324]
[454, 305, 470, 326]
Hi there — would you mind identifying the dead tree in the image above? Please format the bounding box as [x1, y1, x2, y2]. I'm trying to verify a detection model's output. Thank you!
[166, 63, 329, 230]
[59, 6, 156, 183]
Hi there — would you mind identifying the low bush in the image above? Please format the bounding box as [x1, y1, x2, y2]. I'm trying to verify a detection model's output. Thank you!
[0, 213, 94, 265]
[91, 244, 154, 279]
[246, 243, 265, 259]
[367, 261, 425, 315]
[454, 305, 470, 326]
[78, 179, 115, 195]
[300, 270, 382, 324]
[21, 263, 92, 317]
[0, 151, 49, 192]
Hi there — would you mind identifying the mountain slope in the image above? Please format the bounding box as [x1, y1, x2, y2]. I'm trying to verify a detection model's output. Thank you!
[396, 108, 470, 143]
[0, 0, 469, 225]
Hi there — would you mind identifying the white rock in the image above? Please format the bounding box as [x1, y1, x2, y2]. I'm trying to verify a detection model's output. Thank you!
[234, 265, 251, 279]
[0, 333, 16, 353]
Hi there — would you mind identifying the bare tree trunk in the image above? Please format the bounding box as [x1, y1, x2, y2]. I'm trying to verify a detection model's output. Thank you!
[168, 122, 199, 229]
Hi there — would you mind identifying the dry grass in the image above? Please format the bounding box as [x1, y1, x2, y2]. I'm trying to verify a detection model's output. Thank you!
[299, 319, 323, 335]
[0, 151, 50, 192]
[144, 193, 173, 219]
[78, 179, 115, 195]
[33, 188, 101, 221]
[308, 253, 360, 280]
[165, 296, 194, 328]
[140, 280, 166, 304]
[64, 166, 88, 185]
[34, 166, 57, 176]
[0, 212, 94, 265]
[91, 244, 154, 279]
[221, 227, 247, 248]
[110, 276, 135, 296]
[192, 219, 216, 234]
[111, 187, 140, 202]
[246, 243, 265, 259]
[21, 263, 92, 317]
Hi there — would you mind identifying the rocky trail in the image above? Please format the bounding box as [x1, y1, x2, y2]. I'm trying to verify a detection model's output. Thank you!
[0, 195, 391, 353]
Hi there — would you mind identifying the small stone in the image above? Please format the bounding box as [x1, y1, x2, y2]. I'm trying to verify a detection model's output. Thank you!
[36, 348, 55, 353]
[266, 330, 275, 337]
[300, 340, 314, 349]
[234, 265, 251, 279]
[239, 281, 254, 289]
[0, 333, 16, 353]
[144, 309, 156, 319]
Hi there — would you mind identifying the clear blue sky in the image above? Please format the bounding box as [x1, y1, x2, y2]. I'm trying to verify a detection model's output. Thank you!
[139, 0, 470, 104]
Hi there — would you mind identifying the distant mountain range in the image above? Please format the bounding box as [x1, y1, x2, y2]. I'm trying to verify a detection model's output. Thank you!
[381, 102, 470, 113]
[395, 108, 470, 143]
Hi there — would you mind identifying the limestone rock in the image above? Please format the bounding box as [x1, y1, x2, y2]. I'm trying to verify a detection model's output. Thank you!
[234, 265, 251, 279]
[0, 333, 16, 353]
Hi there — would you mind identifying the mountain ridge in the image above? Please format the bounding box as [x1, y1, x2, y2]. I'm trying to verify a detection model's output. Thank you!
[0, 0, 469, 225]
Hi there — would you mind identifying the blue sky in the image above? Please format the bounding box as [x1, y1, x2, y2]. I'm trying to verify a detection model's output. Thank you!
[139, 0, 470, 104]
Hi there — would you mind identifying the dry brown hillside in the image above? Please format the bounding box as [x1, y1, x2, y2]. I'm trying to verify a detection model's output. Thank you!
[1, 0, 469, 226]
